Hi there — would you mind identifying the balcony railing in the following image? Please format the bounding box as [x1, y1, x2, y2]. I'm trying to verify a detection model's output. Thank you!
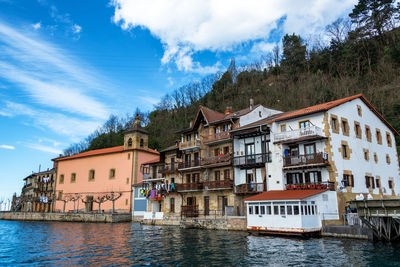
[179, 139, 201, 150]
[274, 126, 324, 143]
[203, 131, 231, 144]
[283, 152, 329, 167]
[158, 163, 179, 173]
[176, 182, 203, 191]
[233, 153, 271, 168]
[181, 205, 199, 217]
[234, 183, 264, 194]
[285, 181, 335, 191]
[178, 159, 202, 169]
[143, 173, 164, 181]
[201, 154, 231, 165]
[203, 179, 233, 190]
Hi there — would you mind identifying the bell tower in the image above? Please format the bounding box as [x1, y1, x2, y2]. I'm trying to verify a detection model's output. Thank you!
[124, 114, 149, 150]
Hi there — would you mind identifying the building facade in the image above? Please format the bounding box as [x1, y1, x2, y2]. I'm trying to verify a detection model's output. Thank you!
[32, 168, 56, 212]
[53, 115, 159, 213]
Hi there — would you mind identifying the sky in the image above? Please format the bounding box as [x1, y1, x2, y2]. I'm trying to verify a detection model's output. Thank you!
[0, 0, 357, 200]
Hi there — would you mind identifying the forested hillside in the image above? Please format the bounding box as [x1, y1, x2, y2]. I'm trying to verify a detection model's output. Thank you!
[64, 0, 400, 155]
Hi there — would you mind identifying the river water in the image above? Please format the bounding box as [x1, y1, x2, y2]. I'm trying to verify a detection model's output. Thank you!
[0, 220, 399, 266]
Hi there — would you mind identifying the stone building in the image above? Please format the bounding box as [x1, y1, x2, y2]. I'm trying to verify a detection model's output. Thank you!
[32, 168, 56, 212]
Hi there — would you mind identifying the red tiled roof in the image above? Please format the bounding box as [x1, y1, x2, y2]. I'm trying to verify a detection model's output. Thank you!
[199, 106, 226, 123]
[141, 158, 161, 165]
[53, 146, 159, 162]
[244, 189, 327, 201]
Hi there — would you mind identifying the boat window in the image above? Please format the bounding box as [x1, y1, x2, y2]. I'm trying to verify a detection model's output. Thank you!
[273, 206, 279, 215]
[255, 206, 259, 215]
[308, 206, 311, 215]
[260, 206, 265, 215]
[287, 206, 293, 215]
[249, 206, 253, 215]
[294, 206, 299, 215]
[266, 206, 271, 215]
[311, 206, 315, 215]
[314, 206, 318, 214]
[280, 206, 286, 215]
[304, 206, 308, 215]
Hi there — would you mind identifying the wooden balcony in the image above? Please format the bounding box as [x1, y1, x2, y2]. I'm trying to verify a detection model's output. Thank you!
[179, 139, 201, 150]
[178, 159, 202, 170]
[285, 181, 335, 191]
[203, 179, 233, 190]
[233, 153, 271, 168]
[201, 154, 231, 166]
[176, 182, 203, 192]
[203, 131, 231, 144]
[158, 163, 179, 173]
[274, 126, 325, 144]
[283, 152, 329, 168]
[181, 205, 199, 217]
[234, 183, 264, 194]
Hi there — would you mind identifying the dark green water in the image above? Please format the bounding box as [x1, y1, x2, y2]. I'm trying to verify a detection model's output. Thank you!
[0, 220, 400, 266]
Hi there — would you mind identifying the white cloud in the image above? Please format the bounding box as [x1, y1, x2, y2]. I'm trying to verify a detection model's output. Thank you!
[0, 145, 15, 150]
[26, 143, 63, 155]
[112, 0, 356, 71]
[0, 21, 110, 120]
[72, 24, 82, 34]
[32, 22, 41, 30]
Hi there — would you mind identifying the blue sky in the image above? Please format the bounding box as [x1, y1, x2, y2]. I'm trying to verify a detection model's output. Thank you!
[0, 0, 356, 200]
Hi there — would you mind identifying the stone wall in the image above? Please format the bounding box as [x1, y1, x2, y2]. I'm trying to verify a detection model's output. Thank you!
[0, 212, 131, 223]
[322, 225, 373, 240]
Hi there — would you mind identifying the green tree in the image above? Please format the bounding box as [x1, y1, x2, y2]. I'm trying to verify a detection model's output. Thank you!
[281, 34, 307, 79]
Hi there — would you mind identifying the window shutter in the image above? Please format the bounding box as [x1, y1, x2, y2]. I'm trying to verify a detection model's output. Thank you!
[350, 175, 354, 187]
[365, 176, 370, 188]
[305, 172, 310, 184]
[317, 171, 322, 183]
[371, 177, 375, 189]
[299, 173, 304, 184]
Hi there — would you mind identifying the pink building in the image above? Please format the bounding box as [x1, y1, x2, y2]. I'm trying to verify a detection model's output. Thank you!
[53, 116, 159, 213]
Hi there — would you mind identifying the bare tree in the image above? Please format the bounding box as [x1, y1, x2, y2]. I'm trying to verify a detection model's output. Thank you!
[326, 18, 351, 44]
[69, 194, 82, 213]
[106, 192, 123, 213]
[93, 194, 108, 213]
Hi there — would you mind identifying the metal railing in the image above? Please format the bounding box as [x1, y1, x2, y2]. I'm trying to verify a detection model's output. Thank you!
[203, 131, 231, 143]
[201, 154, 231, 165]
[274, 126, 324, 143]
[179, 139, 201, 150]
[158, 163, 179, 173]
[234, 183, 264, 194]
[203, 180, 233, 190]
[283, 152, 329, 167]
[233, 152, 271, 167]
[143, 173, 163, 181]
[178, 159, 202, 169]
[181, 205, 199, 217]
[285, 181, 335, 191]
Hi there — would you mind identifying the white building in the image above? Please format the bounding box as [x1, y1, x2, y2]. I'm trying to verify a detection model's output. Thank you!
[234, 94, 400, 234]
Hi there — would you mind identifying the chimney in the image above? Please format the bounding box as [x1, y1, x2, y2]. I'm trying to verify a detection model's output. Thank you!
[224, 106, 233, 115]
[250, 98, 254, 110]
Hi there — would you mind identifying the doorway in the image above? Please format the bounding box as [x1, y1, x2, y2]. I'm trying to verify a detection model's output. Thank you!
[204, 196, 210, 216]
[85, 196, 93, 212]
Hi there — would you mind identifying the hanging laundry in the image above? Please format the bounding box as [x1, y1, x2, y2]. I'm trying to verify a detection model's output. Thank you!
[150, 189, 156, 199]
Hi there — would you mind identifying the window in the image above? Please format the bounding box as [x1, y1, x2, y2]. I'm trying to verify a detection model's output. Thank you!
[266, 206, 271, 215]
[224, 169, 230, 180]
[293, 206, 299, 215]
[365, 176, 375, 189]
[126, 177, 129, 184]
[255, 206, 259, 215]
[374, 152, 378, 163]
[280, 124, 286, 132]
[287, 206, 293, 215]
[363, 149, 370, 161]
[304, 143, 315, 155]
[195, 132, 199, 140]
[299, 120, 310, 129]
[186, 134, 191, 142]
[128, 138, 132, 147]
[357, 105, 362, 117]
[260, 206, 265, 215]
[70, 173, 76, 183]
[386, 154, 391, 165]
[214, 148, 220, 156]
[376, 178, 380, 189]
[170, 198, 175, 213]
[273, 206, 279, 215]
[354, 122, 362, 139]
[224, 146, 229, 154]
[389, 180, 393, 189]
[365, 125, 372, 142]
[311, 206, 315, 215]
[109, 168, 116, 179]
[331, 115, 339, 134]
[341, 118, 349, 136]
[140, 139, 144, 148]
[249, 206, 253, 215]
[280, 206, 286, 215]
[58, 191, 63, 200]
[306, 171, 321, 183]
[214, 170, 220, 181]
[342, 144, 349, 159]
[59, 174, 64, 184]
[88, 169, 95, 181]
[286, 173, 303, 184]
[386, 132, 392, 147]
[376, 129, 382, 144]
[343, 174, 354, 187]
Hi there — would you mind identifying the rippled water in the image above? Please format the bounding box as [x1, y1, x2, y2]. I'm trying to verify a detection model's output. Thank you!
[1, 220, 400, 266]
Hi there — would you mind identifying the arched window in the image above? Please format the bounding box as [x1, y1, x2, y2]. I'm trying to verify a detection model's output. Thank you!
[140, 138, 144, 148]
[128, 138, 132, 147]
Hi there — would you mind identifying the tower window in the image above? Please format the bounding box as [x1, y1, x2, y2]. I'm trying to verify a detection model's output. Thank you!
[140, 139, 144, 148]
[128, 138, 132, 147]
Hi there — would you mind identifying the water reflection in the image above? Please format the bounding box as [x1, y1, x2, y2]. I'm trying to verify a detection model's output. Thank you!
[0, 220, 400, 266]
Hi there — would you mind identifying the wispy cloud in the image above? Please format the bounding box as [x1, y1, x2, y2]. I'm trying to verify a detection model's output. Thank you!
[0, 145, 15, 150]
[26, 143, 62, 155]
[32, 22, 41, 30]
